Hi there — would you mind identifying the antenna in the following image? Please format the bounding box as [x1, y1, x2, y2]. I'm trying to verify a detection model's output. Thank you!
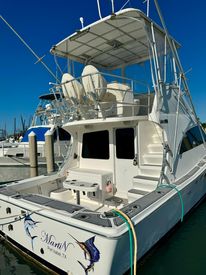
[97, 0, 102, 19]
[0, 15, 60, 83]
[111, 0, 115, 13]
[143, 0, 150, 17]
[80, 17, 84, 28]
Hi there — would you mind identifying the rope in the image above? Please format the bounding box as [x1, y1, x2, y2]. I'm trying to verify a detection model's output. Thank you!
[0, 214, 25, 227]
[112, 209, 137, 275]
[156, 184, 184, 222]
[111, 0, 115, 13]
[0, 207, 45, 227]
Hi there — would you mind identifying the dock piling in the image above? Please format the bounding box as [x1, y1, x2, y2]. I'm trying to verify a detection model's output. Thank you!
[29, 131, 38, 177]
[45, 130, 55, 174]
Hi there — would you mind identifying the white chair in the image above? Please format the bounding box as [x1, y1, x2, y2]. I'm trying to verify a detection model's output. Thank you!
[81, 65, 107, 101]
[61, 73, 83, 102]
[107, 82, 133, 102]
[107, 82, 139, 116]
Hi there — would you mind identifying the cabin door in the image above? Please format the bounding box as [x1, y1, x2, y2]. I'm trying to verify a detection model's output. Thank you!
[114, 127, 138, 196]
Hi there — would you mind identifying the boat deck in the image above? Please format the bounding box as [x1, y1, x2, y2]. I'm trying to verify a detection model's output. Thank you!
[0, 186, 169, 227]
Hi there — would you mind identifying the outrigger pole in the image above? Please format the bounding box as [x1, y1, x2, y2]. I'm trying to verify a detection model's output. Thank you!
[153, 0, 199, 122]
[0, 15, 60, 83]
[153, 0, 206, 159]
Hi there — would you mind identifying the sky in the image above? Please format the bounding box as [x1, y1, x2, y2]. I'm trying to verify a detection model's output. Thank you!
[0, 0, 205, 134]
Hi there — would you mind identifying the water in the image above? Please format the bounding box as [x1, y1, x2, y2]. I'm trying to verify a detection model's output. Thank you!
[137, 198, 206, 275]
[0, 243, 46, 275]
[1, 199, 206, 275]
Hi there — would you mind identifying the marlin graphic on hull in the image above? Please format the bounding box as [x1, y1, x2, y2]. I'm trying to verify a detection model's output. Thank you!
[69, 234, 100, 275]
[24, 214, 40, 250]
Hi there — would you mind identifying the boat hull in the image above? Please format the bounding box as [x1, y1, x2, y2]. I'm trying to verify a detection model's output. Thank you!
[0, 172, 205, 274]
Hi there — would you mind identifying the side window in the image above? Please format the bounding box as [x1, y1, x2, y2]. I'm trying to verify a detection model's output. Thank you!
[82, 130, 109, 159]
[180, 126, 205, 154]
[116, 128, 135, 159]
[180, 136, 192, 154]
[188, 127, 205, 146]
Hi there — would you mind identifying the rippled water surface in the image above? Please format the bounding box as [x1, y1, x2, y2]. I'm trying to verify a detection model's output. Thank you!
[0, 242, 47, 275]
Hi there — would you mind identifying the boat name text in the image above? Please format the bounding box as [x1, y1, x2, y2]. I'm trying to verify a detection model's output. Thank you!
[41, 230, 72, 252]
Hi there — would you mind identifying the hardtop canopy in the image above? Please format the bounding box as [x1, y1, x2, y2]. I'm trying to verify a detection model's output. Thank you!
[50, 8, 180, 70]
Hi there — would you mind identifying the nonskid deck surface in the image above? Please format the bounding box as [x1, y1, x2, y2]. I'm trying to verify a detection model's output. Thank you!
[0, 186, 170, 228]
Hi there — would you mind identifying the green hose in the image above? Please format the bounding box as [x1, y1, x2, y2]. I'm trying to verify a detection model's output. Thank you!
[112, 210, 133, 275]
[156, 184, 184, 222]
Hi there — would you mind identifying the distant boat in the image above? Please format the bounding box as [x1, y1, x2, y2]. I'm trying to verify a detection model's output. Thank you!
[0, 140, 17, 151]
[0, 128, 6, 139]
[0, 1, 206, 275]
[0, 93, 70, 182]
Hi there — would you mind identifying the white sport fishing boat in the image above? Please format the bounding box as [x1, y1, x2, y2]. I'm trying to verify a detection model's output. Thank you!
[0, 1, 206, 274]
[0, 93, 70, 183]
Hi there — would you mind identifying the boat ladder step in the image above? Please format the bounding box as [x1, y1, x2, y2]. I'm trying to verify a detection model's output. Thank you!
[143, 153, 163, 165]
[133, 175, 159, 192]
[134, 175, 159, 181]
[147, 143, 163, 153]
[139, 165, 162, 177]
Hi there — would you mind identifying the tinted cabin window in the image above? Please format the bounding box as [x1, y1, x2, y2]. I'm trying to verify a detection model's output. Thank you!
[180, 126, 206, 154]
[82, 130, 109, 159]
[187, 127, 204, 146]
[116, 128, 135, 159]
[180, 136, 193, 154]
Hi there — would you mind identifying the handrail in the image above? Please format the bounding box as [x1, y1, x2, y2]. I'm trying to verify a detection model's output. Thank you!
[158, 140, 173, 187]
[52, 71, 148, 91]
[48, 71, 154, 122]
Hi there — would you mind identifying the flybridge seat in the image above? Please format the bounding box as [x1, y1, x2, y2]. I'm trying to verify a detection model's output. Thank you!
[60, 65, 140, 118]
[82, 65, 107, 102]
[106, 82, 139, 116]
[107, 82, 132, 102]
[61, 73, 83, 102]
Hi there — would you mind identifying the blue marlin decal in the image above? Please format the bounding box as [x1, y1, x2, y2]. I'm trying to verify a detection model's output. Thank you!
[69, 234, 100, 275]
[24, 214, 40, 250]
